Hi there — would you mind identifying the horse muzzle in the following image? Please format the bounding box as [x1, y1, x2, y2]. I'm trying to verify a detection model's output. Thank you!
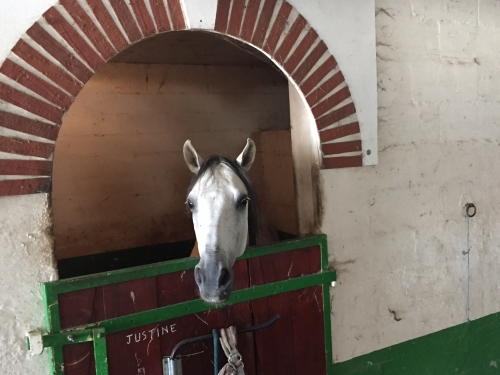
[195, 256, 233, 304]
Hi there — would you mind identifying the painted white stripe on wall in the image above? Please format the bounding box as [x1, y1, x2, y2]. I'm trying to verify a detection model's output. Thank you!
[0, 175, 52, 181]
[0, 151, 51, 161]
[322, 132, 361, 144]
[338, 112, 357, 127]
[0, 123, 57, 144]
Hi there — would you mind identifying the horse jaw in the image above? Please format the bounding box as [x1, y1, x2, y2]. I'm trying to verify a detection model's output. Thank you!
[189, 164, 249, 303]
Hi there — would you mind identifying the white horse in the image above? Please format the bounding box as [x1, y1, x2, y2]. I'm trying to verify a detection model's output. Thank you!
[183, 139, 261, 304]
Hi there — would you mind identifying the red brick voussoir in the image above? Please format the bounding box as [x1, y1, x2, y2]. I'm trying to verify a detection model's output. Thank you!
[26, 23, 93, 84]
[0, 160, 52, 176]
[130, 0, 156, 37]
[0, 178, 51, 196]
[59, 0, 116, 60]
[0, 136, 54, 158]
[0, 111, 59, 141]
[0, 59, 74, 110]
[0, 82, 64, 124]
[108, 0, 143, 43]
[12, 40, 83, 97]
[43, 7, 105, 71]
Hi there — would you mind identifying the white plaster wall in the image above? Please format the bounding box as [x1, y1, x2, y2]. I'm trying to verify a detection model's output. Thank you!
[325, 0, 500, 362]
[0, 193, 57, 374]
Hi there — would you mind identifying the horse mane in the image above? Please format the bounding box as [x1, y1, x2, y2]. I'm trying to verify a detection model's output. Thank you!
[186, 155, 261, 246]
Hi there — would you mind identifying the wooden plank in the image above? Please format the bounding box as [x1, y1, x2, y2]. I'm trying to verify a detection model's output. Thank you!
[249, 251, 296, 375]
[289, 245, 321, 276]
[62, 343, 95, 375]
[291, 286, 326, 375]
[249, 245, 320, 286]
[59, 287, 103, 375]
[226, 259, 256, 375]
[102, 278, 162, 375]
[290, 245, 326, 374]
[157, 269, 212, 373]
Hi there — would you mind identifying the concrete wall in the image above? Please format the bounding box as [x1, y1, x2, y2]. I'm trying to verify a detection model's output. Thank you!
[0, 194, 56, 373]
[52, 62, 290, 259]
[0, 0, 499, 374]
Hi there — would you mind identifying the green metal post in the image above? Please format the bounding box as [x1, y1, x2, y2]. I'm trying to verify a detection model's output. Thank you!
[93, 329, 109, 375]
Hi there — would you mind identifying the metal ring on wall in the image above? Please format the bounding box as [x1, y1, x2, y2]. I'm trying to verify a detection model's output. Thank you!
[465, 203, 476, 218]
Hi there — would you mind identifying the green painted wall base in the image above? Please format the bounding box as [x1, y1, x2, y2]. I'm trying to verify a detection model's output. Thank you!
[333, 311, 500, 374]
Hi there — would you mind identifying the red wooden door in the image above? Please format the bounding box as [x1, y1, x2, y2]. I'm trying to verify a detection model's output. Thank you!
[57, 245, 327, 375]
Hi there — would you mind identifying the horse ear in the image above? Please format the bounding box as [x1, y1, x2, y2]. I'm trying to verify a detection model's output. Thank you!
[183, 140, 204, 173]
[236, 138, 256, 171]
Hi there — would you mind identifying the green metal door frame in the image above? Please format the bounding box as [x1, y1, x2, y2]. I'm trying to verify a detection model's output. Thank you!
[32, 235, 335, 375]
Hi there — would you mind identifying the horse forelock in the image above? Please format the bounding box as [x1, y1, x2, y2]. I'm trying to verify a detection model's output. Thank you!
[186, 155, 261, 246]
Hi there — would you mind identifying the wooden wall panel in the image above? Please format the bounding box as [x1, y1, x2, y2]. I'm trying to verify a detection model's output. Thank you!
[52, 63, 290, 260]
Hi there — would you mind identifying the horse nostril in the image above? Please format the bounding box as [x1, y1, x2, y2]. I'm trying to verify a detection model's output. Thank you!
[218, 268, 231, 288]
[194, 266, 203, 285]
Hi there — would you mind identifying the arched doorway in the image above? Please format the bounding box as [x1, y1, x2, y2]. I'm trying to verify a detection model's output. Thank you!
[53, 30, 300, 277]
[0, 0, 364, 278]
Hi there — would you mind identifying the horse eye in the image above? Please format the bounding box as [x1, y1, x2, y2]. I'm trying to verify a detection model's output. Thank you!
[237, 196, 250, 208]
[186, 200, 195, 210]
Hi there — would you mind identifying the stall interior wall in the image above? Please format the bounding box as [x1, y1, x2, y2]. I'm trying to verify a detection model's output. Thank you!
[52, 62, 296, 260]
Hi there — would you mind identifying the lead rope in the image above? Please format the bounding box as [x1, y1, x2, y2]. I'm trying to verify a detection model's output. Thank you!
[217, 326, 245, 375]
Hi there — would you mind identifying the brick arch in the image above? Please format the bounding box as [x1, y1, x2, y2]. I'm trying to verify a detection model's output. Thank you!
[0, 0, 362, 197]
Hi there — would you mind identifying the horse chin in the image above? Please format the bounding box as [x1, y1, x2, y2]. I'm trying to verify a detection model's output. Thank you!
[200, 290, 231, 305]
[203, 297, 228, 305]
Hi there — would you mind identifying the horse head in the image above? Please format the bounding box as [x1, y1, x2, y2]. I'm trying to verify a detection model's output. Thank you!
[183, 139, 259, 303]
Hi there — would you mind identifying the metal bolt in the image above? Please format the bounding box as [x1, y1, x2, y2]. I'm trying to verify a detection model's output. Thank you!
[330, 281, 336, 287]
[67, 335, 74, 342]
